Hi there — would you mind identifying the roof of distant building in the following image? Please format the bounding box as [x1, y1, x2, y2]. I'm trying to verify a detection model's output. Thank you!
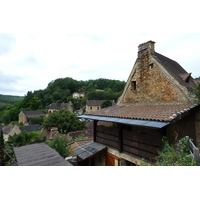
[49, 103, 71, 110]
[14, 143, 72, 166]
[21, 110, 44, 118]
[87, 100, 115, 106]
[19, 124, 41, 132]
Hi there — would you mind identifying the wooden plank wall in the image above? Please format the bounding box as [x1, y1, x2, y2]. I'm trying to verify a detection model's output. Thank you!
[123, 126, 162, 161]
[96, 126, 119, 149]
[167, 112, 196, 144]
[96, 125, 162, 161]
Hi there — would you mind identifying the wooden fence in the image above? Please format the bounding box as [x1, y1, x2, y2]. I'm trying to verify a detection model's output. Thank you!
[179, 136, 200, 165]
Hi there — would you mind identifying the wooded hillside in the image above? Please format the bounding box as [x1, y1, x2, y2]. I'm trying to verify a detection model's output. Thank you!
[0, 77, 126, 124]
[0, 95, 23, 111]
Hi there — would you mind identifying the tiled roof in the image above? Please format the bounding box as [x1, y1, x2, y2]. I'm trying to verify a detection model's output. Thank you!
[87, 100, 105, 106]
[74, 139, 93, 147]
[2, 124, 13, 134]
[19, 124, 42, 132]
[49, 103, 70, 109]
[22, 110, 44, 118]
[152, 52, 196, 90]
[85, 103, 199, 122]
[14, 143, 72, 166]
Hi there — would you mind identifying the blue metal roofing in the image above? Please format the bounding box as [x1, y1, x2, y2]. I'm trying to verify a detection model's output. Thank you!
[80, 115, 170, 129]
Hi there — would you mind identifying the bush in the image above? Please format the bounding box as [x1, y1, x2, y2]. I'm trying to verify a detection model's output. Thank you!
[46, 136, 71, 158]
[155, 137, 198, 166]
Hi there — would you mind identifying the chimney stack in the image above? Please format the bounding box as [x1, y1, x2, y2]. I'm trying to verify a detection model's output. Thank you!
[138, 40, 155, 54]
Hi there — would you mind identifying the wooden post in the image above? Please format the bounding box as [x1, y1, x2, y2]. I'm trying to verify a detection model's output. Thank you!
[193, 148, 199, 164]
[118, 124, 123, 153]
[93, 120, 98, 142]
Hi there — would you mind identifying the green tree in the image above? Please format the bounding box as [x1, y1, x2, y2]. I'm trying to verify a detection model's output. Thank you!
[195, 83, 200, 103]
[101, 100, 112, 109]
[29, 115, 44, 125]
[46, 136, 71, 157]
[42, 109, 86, 133]
[6, 131, 42, 147]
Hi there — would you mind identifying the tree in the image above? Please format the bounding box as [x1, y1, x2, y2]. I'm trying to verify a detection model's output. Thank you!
[42, 109, 86, 133]
[101, 100, 112, 109]
[46, 136, 71, 158]
[6, 131, 43, 147]
[195, 83, 200, 103]
[29, 115, 44, 125]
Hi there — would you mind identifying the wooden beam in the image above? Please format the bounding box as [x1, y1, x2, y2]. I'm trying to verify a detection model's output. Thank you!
[118, 124, 123, 153]
[93, 120, 98, 142]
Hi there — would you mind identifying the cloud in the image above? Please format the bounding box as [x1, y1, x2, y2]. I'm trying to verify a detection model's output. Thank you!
[0, 33, 200, 96]
[0, 33, 16, 56]
[0, 69, 25, 95]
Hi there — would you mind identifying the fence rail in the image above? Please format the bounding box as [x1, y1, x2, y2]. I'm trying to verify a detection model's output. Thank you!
[185, 136, 200, 165]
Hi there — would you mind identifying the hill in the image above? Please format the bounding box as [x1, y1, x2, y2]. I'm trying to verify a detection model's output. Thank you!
[0, 94, 24, 111]
[0, 77, 126, 124]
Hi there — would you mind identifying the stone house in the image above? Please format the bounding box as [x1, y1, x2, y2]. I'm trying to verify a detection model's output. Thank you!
[74, 41, 199, 166]
[47, 102, 73, 114]
[72, 92, 85, 99]
[86, 100, 115, 113]
[3, 123, 42, 141]
[18, 110, 44, 125]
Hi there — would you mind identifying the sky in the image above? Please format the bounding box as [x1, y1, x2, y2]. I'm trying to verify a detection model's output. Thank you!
[0, 0, 200, 96]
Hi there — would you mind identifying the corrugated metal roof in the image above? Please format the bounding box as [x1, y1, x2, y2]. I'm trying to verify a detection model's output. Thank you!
[80, 115, 170, 128]
[72, 141, 107, 160]
[14, 143, 72, 166]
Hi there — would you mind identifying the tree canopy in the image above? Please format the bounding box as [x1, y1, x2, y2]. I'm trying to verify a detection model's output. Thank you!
[42, 109, 86, 133]
[0, 77, 125, 125]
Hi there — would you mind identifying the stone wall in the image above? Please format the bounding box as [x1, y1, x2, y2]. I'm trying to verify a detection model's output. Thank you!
[18, 112, 27, 124]
[121, 50, 193, 104]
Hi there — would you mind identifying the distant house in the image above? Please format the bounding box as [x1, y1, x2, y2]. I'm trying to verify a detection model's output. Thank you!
[85, 100, 115, 113]
[72, 92, 85, 99]
[3, 124, 42, 141]
[19, 110, 44, 125]
[75, 41, 199, 166]
[48, 102, 73, 114]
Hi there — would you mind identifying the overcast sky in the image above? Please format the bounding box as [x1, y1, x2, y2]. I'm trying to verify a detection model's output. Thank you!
[0, 0, 200, 96]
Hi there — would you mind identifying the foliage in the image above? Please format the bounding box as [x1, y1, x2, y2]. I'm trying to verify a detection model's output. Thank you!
[155, 137, 198, 166]
[72, 134, 88, 141]
[0, 77, 125, 125]
[42, 109, 86, 133]
[3, 130, 43, 166]
[29, 115, 44, 125]
[0, 102, 10, 111]
[6, 131, 43, 147]
[195, 83, 200, 103]
[0, 94, 23, 104]
[101, 100, 112, 109]
[46, 136, 71, 157]
[0, 129, 4, 148]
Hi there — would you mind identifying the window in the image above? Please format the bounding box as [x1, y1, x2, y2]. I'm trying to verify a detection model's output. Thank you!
[97, 107, 99, 110]
[149, 63, 153, 69]
[131, 81, 137, 91]
[90, 107, 92, 110]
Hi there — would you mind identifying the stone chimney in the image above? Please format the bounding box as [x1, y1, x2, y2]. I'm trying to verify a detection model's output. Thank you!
[138, 40, 155, 54]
